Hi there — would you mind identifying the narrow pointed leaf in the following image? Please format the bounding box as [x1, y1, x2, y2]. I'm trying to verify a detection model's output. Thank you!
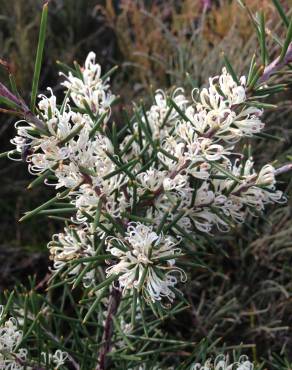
[30, 2, 48, 112]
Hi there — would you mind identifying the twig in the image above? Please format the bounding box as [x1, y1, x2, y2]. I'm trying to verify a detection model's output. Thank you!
[275, 163, 292, 176]
[96, 287, 122, 370]
[34, 273, 51, 291]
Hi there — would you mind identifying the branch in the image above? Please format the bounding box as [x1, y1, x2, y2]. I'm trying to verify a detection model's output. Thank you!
[96, 287, 122, 370]
[275, 163, 292, 176]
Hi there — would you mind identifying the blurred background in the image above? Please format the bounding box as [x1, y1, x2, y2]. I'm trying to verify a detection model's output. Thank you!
[0, 0, 291, 366]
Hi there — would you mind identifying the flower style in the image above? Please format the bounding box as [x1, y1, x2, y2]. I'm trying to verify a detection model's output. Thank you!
[106, 223, 186, 302]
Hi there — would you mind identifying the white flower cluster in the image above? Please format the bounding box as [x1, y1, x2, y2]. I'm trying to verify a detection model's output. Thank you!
[0, 306, 67, 370]
[48, 227, 96, 287]
[11, 52, 126, 229]
[106, 223, 186, 302]
[0, 306, 27, 370]
[41, 349, 68, 369]
[130, 366, 174, 370]
[9, 53, 285, 304]
[129, 354, 254, 370]
[121, 68, 285, 235]
[61, 52, 115, 114]
[191, 354, 254, 370]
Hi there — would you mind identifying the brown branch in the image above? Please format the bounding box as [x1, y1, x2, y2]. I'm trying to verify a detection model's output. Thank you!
[96, 288, 122, 370]
[275, 163, 292, 176]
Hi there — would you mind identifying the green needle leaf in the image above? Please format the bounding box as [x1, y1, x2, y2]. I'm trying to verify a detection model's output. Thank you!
[209, 161, 241, 183]
[89, 111, 108, 138]
[0, 291, 15, 326]
[222, 53, 240, 85]
[19, 188, 71, 222]
[259, 12, 268, 65]
[30, 2, 49, 112]
[272, 0, 289, 28]
[279, 17, 292, 62]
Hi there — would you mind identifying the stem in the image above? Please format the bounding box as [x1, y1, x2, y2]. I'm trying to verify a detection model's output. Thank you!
[96, 288, 122, 370]
[275, 163, 292, 176]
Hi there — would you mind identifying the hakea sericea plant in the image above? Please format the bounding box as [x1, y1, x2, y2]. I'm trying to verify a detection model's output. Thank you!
[4, 51, 288, 304]
[0, 2, 292, 368]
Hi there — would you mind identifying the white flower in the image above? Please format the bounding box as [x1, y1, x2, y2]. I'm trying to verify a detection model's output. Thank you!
[0, 307, 28, 370]
[191, 354, 254, 370]
[191, 209, 229, 233]
[233, 106, 264, 136]
[10, 121, 40, 159]
[194, 182, 214, 207]
[158, 137, 186, 169]
[185, 106, 208, 135]
[54, 162, 83, 189]
[143, 88, 188, 140]
[106, 223, 186, 302]
[38, 88, 58, 119]
[0, 305, 68, 370]
[137, 169, 166, 193]
[61, 52, 115, 115]
[163, 173, 188, 192]
[6, 52, 287, 314]
[241, 186, 285, 211]
[28, 136, 70, 175]
[199, 137, 232, 161]
[187, 162, 211, 180]
[218, 67, 247, 105]
[256, 164, 276, 186]
[199, 67, 246, 112]
[48, 227, 96, 287]
[41, 349, 68, 369]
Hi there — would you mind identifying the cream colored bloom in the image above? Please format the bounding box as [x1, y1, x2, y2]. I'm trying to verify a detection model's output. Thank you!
[48, 227, 96, 287]
[106, 223, 186, 302]
[191, 354, 254, 370]
[62, 51, 115, 115]
[0, 309, 27, 370]
[41, 349, 68, 369]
